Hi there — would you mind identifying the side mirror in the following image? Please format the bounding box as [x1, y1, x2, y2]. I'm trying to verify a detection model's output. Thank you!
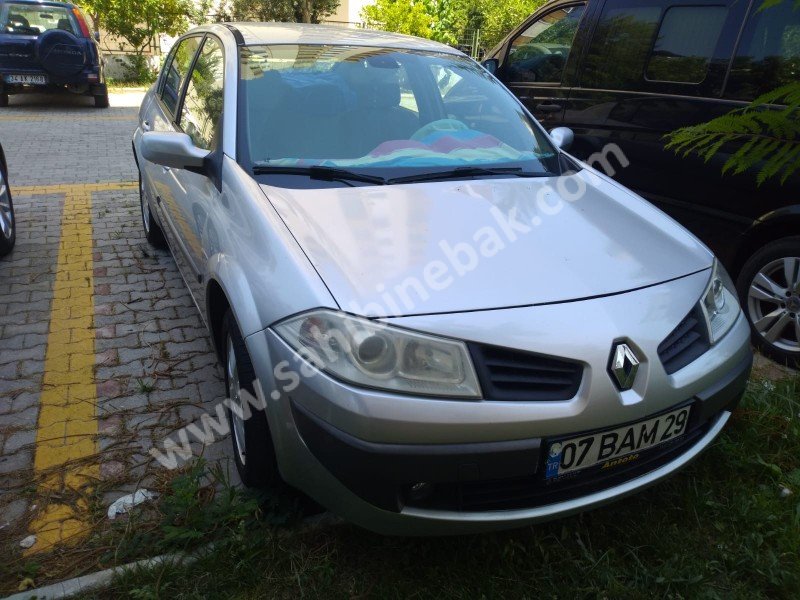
[481, 58, 499, 75]
[140, 132, 209, 171]
[549, 127, 574, 151]
[94, 31, 100, 42]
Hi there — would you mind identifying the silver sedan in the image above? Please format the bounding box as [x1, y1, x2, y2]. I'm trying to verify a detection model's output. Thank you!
[132, 23, 752, 535]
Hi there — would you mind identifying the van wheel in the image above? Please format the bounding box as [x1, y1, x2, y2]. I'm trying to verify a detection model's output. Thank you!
[222, 310, 279, 487]
[737, 236, 800, 368]
[139, 172, 166, 248]
[94, 93, 109, 108]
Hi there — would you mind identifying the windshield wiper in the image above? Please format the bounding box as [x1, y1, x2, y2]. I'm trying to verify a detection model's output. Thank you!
[252, 165, 386, 186]
[387, 166, 544, 185]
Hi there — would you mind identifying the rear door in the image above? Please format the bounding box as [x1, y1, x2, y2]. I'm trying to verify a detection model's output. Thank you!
[495, 2, 589, 128]
[562, 0, 751, 256]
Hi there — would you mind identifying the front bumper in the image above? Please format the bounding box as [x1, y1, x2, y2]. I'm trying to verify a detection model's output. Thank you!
[245, 271, 752, 535]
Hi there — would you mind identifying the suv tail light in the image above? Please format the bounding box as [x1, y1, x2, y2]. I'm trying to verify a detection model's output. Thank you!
[72, 8, 92, 38]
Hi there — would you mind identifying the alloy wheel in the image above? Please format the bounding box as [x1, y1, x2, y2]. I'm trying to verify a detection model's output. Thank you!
[227, 336, 247, 466]
[0, 170, 13, 241]
[747, 257, 800, 354]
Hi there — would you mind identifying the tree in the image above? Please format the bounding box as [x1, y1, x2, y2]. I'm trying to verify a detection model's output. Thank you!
[665, 0, 800, 185]
[361, 0, 545, 52]
[229, 0, 341, 24]
[362, 0, 434, 38]
[78, 0, 199, 55]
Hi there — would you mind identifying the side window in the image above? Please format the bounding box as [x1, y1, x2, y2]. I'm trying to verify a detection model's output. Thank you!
[505, 5, 585, 83]
[646, 6, 727, 84]
[160, 36, 202, 118]
[180, 37, 225, 150]
[725, 2, 800, 100]
[582, 4, 662, 89]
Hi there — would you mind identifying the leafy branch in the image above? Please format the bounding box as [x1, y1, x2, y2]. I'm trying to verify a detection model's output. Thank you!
[664, 82, 800, 185]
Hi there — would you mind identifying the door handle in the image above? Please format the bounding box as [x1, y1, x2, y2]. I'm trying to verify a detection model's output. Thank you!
[535, 103, 563, 113]
[141, 119, 152, 132]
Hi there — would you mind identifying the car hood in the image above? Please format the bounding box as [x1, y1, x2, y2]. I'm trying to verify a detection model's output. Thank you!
[260, 171, 712, 317]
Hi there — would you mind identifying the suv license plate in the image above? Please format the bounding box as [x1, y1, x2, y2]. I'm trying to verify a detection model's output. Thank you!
[5, 74, 47, 85]
[545, 406, 691, 480]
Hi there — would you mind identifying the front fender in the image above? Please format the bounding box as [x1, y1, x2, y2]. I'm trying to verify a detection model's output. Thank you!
[206, 253, 264, 341]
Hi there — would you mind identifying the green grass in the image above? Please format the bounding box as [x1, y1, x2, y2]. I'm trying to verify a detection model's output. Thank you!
[77, 374, 800, 598]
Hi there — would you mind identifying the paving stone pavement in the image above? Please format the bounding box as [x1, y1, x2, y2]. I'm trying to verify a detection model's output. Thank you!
[0, 92, 237, 551]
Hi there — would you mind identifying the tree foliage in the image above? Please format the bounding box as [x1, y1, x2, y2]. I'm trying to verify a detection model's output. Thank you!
[226, 0, 341, 24]
[362, 0, 545, 51]
[666, 83, 800, 185]
[665, 0, 800, 186]
[78, 0, 200, 54]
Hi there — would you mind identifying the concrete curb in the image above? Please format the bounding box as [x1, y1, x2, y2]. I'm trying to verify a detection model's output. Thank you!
[1, 550, 200, 600]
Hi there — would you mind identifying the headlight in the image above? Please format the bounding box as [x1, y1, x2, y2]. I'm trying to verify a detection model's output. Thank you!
[700, 260, 739, 344]
[273, 310, 481, 398]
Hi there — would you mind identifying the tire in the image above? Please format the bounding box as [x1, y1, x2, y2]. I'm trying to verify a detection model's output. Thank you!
[0, 94, 8, 108]
[0, 157, 15, 257]
[94, 93, 109, 108]
[221, 310, 279, 488]
[138, 171, 166, 248]
[736, 236, 800, 368]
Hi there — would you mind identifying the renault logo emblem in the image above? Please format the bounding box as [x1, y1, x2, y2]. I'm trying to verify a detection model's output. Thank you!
[610, 343, 640, 390]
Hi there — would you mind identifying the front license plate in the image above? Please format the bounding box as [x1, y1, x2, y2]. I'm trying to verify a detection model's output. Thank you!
[545, 406, 691, 480]
[5, 74, 47, 85]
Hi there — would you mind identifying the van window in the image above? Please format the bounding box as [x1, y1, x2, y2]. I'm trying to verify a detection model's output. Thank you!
[646, 6, 727, 83]
[582, 4, 661, 89]
[505, 5, 585, 83]
[725, 2, 800, 100]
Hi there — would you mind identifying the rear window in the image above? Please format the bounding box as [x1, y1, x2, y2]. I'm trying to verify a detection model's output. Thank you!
[0, 3, 76, 36]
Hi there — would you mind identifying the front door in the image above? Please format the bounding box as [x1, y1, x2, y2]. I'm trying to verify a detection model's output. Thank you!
[161, 34, 226, 316]
[497, 3, 587, 127]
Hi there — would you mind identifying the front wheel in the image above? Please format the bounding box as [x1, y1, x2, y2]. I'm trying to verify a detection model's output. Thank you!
[0, 158, 16, 257]
[737, 237, 800, 368]
[222, 310, 279, 488]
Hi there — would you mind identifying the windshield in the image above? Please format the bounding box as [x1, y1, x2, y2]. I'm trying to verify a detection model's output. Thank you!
[238, 44, 559, 185]
[1, 3, 77, 36]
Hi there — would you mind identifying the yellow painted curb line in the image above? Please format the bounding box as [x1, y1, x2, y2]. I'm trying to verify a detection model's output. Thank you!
[20, 181, 136, 554]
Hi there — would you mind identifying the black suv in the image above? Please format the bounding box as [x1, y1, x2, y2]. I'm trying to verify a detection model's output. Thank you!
[486, 0, 800, 366]
[0, 0, 108, 107]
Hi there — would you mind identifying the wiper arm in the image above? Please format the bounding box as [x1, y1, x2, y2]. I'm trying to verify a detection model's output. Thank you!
[387, 166, 542, 185]
[252, 165, 386, 186]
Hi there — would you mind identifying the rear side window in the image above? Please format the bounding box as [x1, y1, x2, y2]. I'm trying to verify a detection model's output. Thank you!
[160, 36, 202, 118]
[725, 2, 800, 100]
[180, 37, 224, 150]
[0, 2, 76, 35]
[646, 6, 727, 83]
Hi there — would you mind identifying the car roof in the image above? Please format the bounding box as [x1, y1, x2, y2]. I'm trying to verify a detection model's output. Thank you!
[225, 22, 461, 55]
